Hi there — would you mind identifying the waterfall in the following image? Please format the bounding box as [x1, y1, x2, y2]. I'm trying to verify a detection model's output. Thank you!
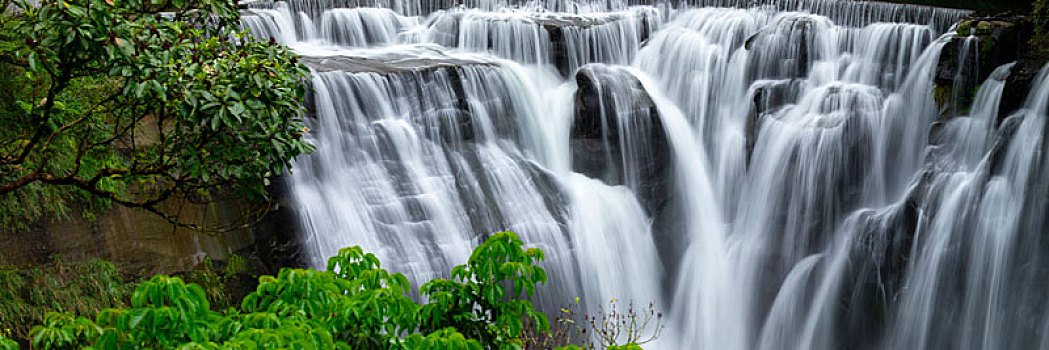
[245, 0, 1049, 348]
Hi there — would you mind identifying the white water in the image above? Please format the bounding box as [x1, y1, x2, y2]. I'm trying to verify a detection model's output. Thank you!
[243, 0, 1049, 348]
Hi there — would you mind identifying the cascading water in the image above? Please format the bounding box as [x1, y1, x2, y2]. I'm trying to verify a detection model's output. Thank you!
[242, 0, 1049, 348]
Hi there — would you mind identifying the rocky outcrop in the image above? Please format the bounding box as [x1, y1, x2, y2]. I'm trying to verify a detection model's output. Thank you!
[998, 57, 1044, 119]
[934, 16, 1034, 120]
[571, 64, 670, 214]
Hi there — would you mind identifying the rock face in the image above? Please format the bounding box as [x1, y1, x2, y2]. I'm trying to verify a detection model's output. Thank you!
[934, 16, 1034, 120]
[0, 192, 301, 276]
[0, 115, 307, 275]
[570, 64, 670, 214]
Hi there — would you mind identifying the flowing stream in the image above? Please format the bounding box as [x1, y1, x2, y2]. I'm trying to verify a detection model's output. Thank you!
[242, 0, 1049, 348]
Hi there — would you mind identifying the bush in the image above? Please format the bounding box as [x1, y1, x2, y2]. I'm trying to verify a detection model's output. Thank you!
[11, 232, 584, 350]
[0, 258, 136, 345]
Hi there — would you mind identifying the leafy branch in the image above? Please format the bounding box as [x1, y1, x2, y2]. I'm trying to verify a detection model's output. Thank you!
[0, 0, 313, 232]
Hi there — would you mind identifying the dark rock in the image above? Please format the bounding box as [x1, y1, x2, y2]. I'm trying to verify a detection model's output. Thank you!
[998, 58, 1044, 121]
[746, 79, 804, 164]
[744, 17, 817, 80]
[986, 113, 1025, 176]
[570, 64, 671, 215]
[539, 11, 652, 76]
[837, 199, 921, 349]
[249, 176, 310, 273]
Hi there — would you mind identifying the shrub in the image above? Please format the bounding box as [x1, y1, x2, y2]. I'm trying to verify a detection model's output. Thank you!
[0, 258, 135, 345]
[16, 232, 568, 350]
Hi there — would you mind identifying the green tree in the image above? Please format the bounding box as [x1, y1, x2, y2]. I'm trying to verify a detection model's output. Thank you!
[419, 232, 550, 348]
[0, 0, 313, 231]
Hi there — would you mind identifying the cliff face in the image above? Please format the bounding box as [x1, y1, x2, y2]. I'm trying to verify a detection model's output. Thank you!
[0, 189, 304, 276]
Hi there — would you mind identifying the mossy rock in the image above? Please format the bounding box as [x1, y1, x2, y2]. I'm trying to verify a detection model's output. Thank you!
[957, 20, 974, 36]
[938, 15, 1034, 120]
[958, 19, 1020, 37]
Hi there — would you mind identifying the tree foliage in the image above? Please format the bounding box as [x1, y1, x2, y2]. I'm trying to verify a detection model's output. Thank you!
[1034, 0, 1049, 50]
[1, 232, 582, 350]
[0, 0, 313, 231]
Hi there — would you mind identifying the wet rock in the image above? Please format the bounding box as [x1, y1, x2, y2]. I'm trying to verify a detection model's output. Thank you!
[250, 177, 310, 273]
[986, 114, 1025, 176]
[838, 199, 921, 349]
[427, 8, 658, 76]
[998, 58, 1044, 121]
[543, 9, 659, 76]
[934, 16, 1033, 119]
[746, 79, 804, 163]
[745, 17, 818, 80]
[570, 64, 670, 215]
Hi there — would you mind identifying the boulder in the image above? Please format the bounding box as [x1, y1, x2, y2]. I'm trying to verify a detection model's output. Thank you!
[570, 64, 671, 214]
[746, 79, 805, 163]
[542, 9, 659, 76]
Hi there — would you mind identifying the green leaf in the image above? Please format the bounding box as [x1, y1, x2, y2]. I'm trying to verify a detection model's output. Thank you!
[27, 51, 39, 72]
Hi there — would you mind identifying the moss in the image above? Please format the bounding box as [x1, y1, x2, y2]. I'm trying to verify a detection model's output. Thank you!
[975, 21, 994, 35]
[958, 20, 974, 36]
[980, 35, 996, 61]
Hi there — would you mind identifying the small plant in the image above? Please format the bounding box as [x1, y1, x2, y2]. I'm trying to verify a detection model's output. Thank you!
[224, 254, 249, 278]
[523, 298, 585, 349]
[585, 300, 665, 349]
